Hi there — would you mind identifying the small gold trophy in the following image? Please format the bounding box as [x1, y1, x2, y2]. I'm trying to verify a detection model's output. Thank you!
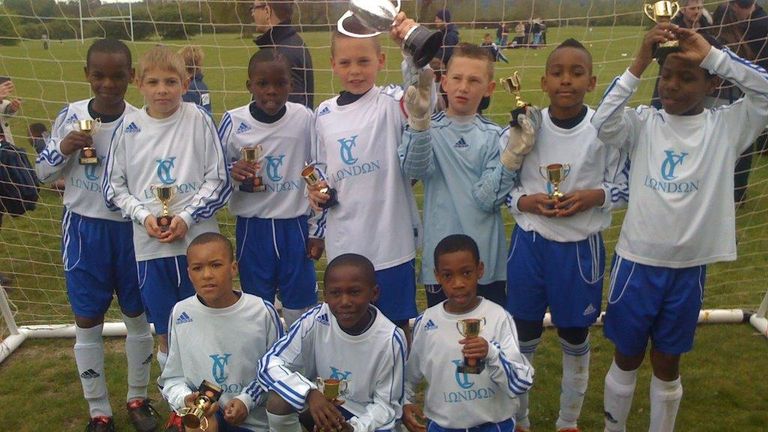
[500, 72, 530, 127]
[539, 163, 571, 200]
[643, 1, 681, 60]
[456, 318, 486, 374]
[179, 380, 223, 431]
[150, 184, 176, 232]
[315, 377, 349, 403]
[73, 118, 101, 165]
[240, 145, 266, 193]
[301, 163, 339, 209]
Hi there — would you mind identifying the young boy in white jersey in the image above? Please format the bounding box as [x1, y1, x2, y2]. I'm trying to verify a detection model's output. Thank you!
[161, 233, 284, 432]
[403, 234, 533, 432]
[506, 39, 629, 432]
[399, 42, 535, 308]
[258, 254, 406, 432]
[307, 13, 425, 332]
[36, 39, 158, 432]
[591, 24, 768, 431]
[103, 46, 231, 373]
[220, 49, 321, 328]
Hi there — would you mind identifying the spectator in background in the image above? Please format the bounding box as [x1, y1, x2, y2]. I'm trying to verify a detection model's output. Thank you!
[481, 33, 509, 63]
[0, 79, 21, 146]
[434, 9, 460, 65]
[28, 123, 64, 193]
[500, 21, 510, 46]
[531, 18, 543, 47]
[178, 45, 212, 114]
[251, 0, 314, 108]
[514, 21, 526, 46]
[712, 0, 768, 206]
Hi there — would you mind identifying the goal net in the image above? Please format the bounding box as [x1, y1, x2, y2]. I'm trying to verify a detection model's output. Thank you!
[1, 0, 767, 361]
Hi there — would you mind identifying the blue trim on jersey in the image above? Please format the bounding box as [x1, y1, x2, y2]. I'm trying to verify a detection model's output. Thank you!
[494, 340, 532, 395]
[189, 113, 232, 221]
[723, 46, 768, 79]
[391, 329, 406, 405]
[218, 112, 233, 142]
[101, 118, 126, 211]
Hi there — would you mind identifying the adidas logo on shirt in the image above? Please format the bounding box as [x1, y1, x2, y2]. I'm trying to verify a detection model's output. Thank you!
[176, 311, 193, 325]
[318, 106, 331, 117]
[454, 137, 468, 148]
[80, 369, 100, 379]
[235, 122, 252, 134]
[66, 113, 79, 124]
[424, 319, 438, 331]
[141, 354, 153, 365]
[583, 303, 597, 316]
[316, 313, 330, 325]
[125, 122, 141, 134]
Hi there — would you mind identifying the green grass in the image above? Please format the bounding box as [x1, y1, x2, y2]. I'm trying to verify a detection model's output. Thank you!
[0, 27, 767, 430]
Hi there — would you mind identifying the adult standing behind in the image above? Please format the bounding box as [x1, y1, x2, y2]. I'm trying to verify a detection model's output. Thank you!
[434, 9, 460, 65]
[251, 0, 314, 108]
[514, 21, 526, 46]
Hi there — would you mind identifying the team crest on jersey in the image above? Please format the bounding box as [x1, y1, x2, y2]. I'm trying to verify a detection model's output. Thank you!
[316, 312, 330, 325]
[329, 367, 352, 380]
[125, 122, 141, 134]
[235, 122, 252, 134]
[423, 319, 438, 331]
[318, 106, 331, 117]
[156, 157, 177, 185]
[176, 311, 193, 325]
[210, 353, 232, 385]
[451, 360, 474, 389]
[454, 138, 468, 149]
[265, 155, 285, 182]
[84, 161, 101, 181]
[337, 136, 359, 165]
[660, 149, 688, 181]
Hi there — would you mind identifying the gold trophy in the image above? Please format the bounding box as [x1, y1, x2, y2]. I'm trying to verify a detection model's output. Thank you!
[73, 118, 101, 165]
[240, 145, 266, 193]
[301, 163, 338, 209]
[539, 163, 571, 200]
[315, 377, 349, 403]
[456, 318, 486, 374]
[150, 184, 176, 232]
[500, 72, 530, 127]
[179, 380, 223, 431]
[643, 1, 681, 59]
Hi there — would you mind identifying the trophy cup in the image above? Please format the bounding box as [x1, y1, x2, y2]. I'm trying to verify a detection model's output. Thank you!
[150, 184, 176, 232]
[643, 1, 681, 60]
[301, 163, 339, 209]
[456, 318, 486, 374]
[539, 163, 571, 200]
[315, 377, 349, 403]
[337, 0, 442, 68]
[179, 380, 223, 430]
[500, 72, 530, 128]
[240, 145, 266, 193]
[73, 118, 101, 165]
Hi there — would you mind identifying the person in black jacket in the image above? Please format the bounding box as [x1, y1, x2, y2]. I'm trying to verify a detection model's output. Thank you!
[251, 0, 315, 108]
[434, 9, 460, 65]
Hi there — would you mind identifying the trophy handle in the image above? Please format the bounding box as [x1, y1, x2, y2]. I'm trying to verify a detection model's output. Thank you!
[455, 321, 463, 337]
[394, 0, 401, 13]
[315, 377, 324, 391]
[337, 11, 383, 38]
[538, 166, 549, 182]
[643, 3, 655, 21]
[670, 2, 680, 18]
[562, 164, 571, 180]
[339, 380, 349, 395]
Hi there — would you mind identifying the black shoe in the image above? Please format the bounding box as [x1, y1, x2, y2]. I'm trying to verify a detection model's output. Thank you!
[127, 398, 160, 432]
[85, 417, 115, 432]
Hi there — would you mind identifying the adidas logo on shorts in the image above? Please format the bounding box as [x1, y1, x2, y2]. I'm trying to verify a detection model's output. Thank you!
[316, 313, 330, 325]
[236, 122, 252, 134]
[80, 369, 100, 379]
[583, 303, 597, 316]
[141, 354, 153, 365]
[176, 312, 193, 325]
[423, 319, 438, 331]
[125, 122, 141, 134]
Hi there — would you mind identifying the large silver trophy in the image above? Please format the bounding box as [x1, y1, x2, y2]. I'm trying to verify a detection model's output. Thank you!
[337, 0, 442, 68]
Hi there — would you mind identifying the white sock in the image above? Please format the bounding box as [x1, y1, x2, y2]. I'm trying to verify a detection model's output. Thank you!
[123, 313, 153, 402]
[603, 360, 638, 432]
[156, 349, 168, 372]
[267, 412, 301, 432]
[75, 325, 112, 418]
[515, 338, 539, 429]
[557, 337, 590, 430]
[649, 375, 682, 432]
[282, 307, 309, 329]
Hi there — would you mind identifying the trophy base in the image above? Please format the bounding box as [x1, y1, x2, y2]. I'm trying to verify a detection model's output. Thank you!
[157, 215, 173, 232]
[653, 41, 680, 62]
[457, 361, 485, 375]
[319, 188, 339, 209]
[79, 156, 99, 165]
[239, 178, 267, 193]
[403, 25, 443, 68]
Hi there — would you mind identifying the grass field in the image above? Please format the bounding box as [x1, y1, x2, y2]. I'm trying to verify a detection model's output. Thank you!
[0, 26, 767, 430]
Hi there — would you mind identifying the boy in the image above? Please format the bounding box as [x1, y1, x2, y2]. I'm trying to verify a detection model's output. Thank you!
[35, 39, 158, 432]
[505, 38, 629, 432]
[258, 254, 406, 432]
[591, 24, 768, 431]
[399, 42, 535, 307]
[308, 14, 426, 332]
[220, 49, 321, 328]
[402, 234, 533, 432]
[161, 233, 284, 432]
[179, 45, 212, 114]
[103, 45, 231, 373]
[480, 34, 509, 63]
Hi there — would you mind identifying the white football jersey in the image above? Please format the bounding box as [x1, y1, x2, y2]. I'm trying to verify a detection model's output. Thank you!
[592, 48, 768, 267]
[36, 99, 138, 221]
[161, 293, 283, 432]
[313, 86, 420, 270]
[103, 102, 231, 261]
